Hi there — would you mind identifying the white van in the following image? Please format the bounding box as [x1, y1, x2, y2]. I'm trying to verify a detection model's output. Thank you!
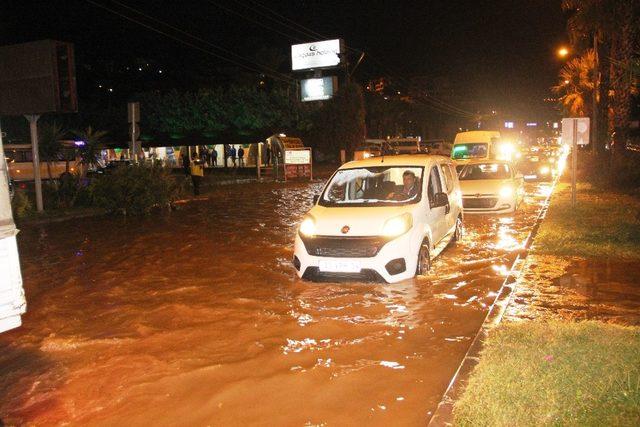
[451, 131, 501, 170]
[293, 155, 463, 283]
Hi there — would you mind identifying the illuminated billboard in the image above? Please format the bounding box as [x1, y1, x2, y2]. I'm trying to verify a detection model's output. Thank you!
[291, 39, 343, 71]
[300, 77, 337, 102]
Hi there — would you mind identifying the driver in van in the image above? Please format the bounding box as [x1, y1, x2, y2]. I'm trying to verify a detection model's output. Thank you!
[387, 170, 418, 201]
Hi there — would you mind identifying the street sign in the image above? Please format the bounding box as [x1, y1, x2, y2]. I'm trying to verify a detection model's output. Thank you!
[562, 117, 590, 207]
[562, 117, 590, 146]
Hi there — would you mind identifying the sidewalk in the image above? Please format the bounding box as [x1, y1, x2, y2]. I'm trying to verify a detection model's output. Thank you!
[450, 183, 640, 425]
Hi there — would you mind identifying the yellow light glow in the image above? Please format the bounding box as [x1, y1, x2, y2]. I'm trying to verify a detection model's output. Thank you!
[382, 213, 413, 237]
[299, 217, 316, 236]
[558, 47, 569, 58]
[499, 186, 513, 198]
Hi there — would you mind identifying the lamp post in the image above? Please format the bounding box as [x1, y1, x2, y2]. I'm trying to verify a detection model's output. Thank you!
[557, 47, 570, 58]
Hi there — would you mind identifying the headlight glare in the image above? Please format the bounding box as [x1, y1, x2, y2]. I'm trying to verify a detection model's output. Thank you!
[499, 186, 513, 198]
[382, 213, 413, 237]
[299, 216, 316, 237]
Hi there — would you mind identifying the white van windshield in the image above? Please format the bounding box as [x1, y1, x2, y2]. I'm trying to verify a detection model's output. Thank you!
[452, 143, 488, 159]
[320, 166, 424, 206]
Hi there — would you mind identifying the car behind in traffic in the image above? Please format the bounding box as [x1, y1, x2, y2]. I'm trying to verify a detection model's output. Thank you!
[293, 155, 463, 283]
[458, 160, 524, 213]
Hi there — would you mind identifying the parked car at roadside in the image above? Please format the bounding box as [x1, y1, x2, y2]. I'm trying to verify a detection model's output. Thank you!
[458, 159, 524, 214]
[293, 154, 463, 283]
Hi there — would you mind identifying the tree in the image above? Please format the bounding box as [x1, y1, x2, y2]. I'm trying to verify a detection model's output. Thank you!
[608, 1, 638, 149]
[74, 127, 108, 177]
[561, 0, 639, 152]
[38, 122, 66, 180]
[552, 50, 596, 117]
[306, 82, 365, 160]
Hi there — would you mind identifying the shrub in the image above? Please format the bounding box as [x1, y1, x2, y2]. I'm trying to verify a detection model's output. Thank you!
[578, 151, 640, 192]
[11, 191, 33, 219]
[90, 162, 181, 215]
[42, 173, 93, 210]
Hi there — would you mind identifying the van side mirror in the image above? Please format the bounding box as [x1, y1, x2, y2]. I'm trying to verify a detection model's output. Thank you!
[431, 192, 449, 211]
[313, 194, 319, 204]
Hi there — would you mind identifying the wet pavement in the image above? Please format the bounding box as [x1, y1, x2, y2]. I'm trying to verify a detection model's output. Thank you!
[506, 255, 640, 325]
[0, 180, 552, 426]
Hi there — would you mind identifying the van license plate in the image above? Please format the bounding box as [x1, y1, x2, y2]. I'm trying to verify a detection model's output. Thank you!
[319, 260, 362, 273]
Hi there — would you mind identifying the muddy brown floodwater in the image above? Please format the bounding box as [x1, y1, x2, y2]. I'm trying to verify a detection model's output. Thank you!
[0, 181, 552, 426]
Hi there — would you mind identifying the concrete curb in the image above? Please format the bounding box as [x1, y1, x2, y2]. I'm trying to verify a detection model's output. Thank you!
[427, 179, 557, 426]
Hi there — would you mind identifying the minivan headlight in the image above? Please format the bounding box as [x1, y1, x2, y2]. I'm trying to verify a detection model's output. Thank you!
[499, 186, 513, 198]
[299, 216, 316, 237]
[382, 213, 413, 237]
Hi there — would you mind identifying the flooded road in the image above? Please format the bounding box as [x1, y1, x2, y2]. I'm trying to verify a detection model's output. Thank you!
[0, 180, 552, 426]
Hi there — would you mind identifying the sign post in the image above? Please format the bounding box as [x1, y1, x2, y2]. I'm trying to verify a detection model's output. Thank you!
[561, 117, 590, 207]
[25, 114, 43, 212]
[128, 102, 140, 161]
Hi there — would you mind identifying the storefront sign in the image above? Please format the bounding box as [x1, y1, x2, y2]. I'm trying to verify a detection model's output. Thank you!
[300, 77, 336, 102]
[291, 39, 343, 71]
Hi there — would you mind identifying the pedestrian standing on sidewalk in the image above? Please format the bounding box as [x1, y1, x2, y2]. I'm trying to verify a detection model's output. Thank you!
[230, 146, 237, 167]
[237, 146, 245, 167]
[190, 157, 204, 196]
[212, 147, 218, 167]
[265, 143, 272, 166]
[181, 152, 190, 176]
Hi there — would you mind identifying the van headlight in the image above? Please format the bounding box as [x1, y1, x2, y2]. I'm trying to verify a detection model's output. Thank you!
[382, 213, 413, 237]
[299, 216, 316, 237]
[499, 186, 513, 198]
[539, 166, 550, 174]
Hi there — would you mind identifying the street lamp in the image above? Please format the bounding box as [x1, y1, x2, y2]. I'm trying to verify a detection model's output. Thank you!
[557, 47, 569, 58]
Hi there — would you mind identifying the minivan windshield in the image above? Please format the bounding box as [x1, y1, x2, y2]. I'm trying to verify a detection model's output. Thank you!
[320, 166, 424, 206]
[452, 143, 488, 159]
[459, 163, 511, 180]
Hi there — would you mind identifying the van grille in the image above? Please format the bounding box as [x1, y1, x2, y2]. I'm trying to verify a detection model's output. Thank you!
[300, 235, 390, 258]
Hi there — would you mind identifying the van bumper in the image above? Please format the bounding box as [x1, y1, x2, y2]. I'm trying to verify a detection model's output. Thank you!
[293, 231, 420, 284]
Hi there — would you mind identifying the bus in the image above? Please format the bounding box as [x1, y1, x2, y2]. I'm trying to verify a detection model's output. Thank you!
[5, 142, 81, 181]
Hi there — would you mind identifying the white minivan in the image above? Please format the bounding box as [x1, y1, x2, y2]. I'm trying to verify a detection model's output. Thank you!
[293, 155, 463, 283]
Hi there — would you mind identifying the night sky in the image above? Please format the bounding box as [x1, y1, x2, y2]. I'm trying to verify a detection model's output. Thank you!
[2, 0, 567, 118]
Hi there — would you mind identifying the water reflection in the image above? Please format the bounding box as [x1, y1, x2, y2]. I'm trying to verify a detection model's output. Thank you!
[0, 181, 553, 425]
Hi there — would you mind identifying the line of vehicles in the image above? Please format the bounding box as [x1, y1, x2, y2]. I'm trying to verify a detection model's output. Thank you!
[293, 130, 567, 284]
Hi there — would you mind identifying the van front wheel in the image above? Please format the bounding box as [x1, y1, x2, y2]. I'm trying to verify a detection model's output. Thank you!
[416, 240, 431, 275]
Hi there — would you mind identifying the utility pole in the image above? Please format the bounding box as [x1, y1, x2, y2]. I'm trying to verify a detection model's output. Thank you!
[592, 33, 599, 154]
[25, 115, 43, 212]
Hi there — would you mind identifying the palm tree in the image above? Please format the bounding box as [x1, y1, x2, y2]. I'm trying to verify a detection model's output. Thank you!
[561, 0, 638, 152]
[608, 1, 638, 149]
[74, 126, 108, 177]
[552, 50, 596, 117]
[38, 122, 66, 180]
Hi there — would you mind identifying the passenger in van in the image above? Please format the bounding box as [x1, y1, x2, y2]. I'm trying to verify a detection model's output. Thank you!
[387, 170, 419, 201]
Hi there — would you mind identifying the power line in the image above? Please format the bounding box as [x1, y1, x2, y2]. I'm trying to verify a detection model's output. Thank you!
[86, 0, 294, 83]
[233, 0, 325, 41]
[109, 0, 294, 82]
[230, 0, 474, 117]
[206, 0, 308, 44]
